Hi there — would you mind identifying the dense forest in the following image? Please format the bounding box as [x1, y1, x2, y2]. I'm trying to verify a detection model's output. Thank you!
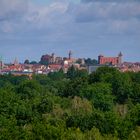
[0, 66, 140, 140]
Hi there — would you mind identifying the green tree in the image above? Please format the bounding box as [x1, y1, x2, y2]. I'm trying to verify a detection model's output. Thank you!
[112, 73, 133, 103]
[24, 59, 30, 64]
[85, 58, 98, 65]
[128, 126, 140, 140]
[37, 96, 53, 114]
[89, 66, 118, 83]
[81, 83, 114, 111]
[131, 83, 140, 103]
[39, 60, 49, 66]
[67, 66, 88, 79]
[48, 70, 65, 81]
[30, 61, 38, 64]
[16, 80, 41, 99]
[67, 65, 78, 79]
[62, 77, 88, 97]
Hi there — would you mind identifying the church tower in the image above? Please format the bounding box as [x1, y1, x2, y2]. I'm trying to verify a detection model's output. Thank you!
[0, 56, 3, 73]
[68, 50, 72, 60]
[118, 52, 123, 64]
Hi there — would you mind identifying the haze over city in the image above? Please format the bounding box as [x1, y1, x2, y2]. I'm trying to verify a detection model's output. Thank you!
[0, 0, 140, 62]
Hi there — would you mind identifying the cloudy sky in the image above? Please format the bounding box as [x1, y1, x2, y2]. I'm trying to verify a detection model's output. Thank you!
[0, 0, 140, 63]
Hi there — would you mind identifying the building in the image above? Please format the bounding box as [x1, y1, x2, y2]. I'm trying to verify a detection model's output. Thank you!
[47, 64, 62, 72]
[98, 52, 123, 65]
[69, 50, 72, 59]
[40, 53, 56, 64]
[118, 62, 140, 72]
[0, 51, 89, 75]
[55, 57, 63, 64]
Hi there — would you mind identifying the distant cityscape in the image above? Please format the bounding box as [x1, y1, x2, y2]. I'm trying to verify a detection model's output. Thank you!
[0, 51, 140, 76]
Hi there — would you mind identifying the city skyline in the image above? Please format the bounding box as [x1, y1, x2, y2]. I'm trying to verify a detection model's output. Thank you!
[0, 0, 140, 62]
[1, 50, 124, 64]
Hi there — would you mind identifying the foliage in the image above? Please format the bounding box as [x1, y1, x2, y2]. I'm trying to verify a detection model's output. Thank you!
[30, 61, 38, 64]
[81, 83, 114, 111]
[39, 60, 49, 66]
[24, 59, 30, 64]
[67, 65, 88, 79]
[85, 58, 98, 65]
[0, 67, 140, 139]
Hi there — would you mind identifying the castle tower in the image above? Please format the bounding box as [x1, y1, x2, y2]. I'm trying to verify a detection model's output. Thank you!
[98, 55, 104, 64]
[118, 52, 123, 64]
[68, 50, 72, 60]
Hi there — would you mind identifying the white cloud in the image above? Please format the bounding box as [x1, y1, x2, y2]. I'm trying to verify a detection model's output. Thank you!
[0, 0, 140, 36]
[70, 0, 140, 36]
[74, 1, 140, 22]
[0, 0, 28, 20]
[82, 0, 140, 3]
[0, 0, 70, 33]
[25, 1, 69, 27]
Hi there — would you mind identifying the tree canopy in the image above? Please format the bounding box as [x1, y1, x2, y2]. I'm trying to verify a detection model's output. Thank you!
[0, 67, 140, 140]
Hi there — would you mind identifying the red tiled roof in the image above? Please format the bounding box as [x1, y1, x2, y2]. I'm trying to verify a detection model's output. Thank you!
[48, 64, 62, 69]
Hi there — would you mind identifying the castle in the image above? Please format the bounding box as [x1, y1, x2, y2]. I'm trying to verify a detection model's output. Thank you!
[40, 51, 73, 65]
[98, 52, 123, 65]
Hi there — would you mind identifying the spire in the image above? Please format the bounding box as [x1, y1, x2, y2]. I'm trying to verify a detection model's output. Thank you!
[118, 52, 123, 64]
[118, 52, 123, 57]
[14, 58, 19, 65]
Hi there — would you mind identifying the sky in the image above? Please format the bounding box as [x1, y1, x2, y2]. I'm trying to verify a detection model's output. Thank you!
[0, 0, 140, 63]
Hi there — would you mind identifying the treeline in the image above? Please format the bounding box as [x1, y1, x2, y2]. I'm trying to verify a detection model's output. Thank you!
[0, 67, 140, 140]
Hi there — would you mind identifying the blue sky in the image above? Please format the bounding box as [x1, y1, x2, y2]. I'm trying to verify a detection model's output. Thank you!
[0, 0, 140, 63]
